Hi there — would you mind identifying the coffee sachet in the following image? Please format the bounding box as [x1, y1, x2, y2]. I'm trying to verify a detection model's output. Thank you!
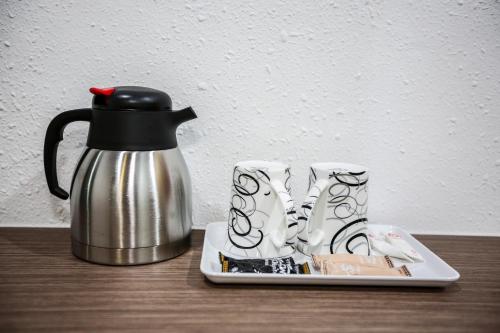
[322, 262, 411, 277]
[219, 252, 310, 274]
[312, 253, 394, 270]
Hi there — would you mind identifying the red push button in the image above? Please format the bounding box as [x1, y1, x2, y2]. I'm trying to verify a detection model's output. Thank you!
[89, 87, 115, 96]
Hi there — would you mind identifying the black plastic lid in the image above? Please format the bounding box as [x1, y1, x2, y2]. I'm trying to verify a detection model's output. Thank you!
[90, 86, 172, 111]
[85, 86, 196, 150]
[44, 86, 197, 200]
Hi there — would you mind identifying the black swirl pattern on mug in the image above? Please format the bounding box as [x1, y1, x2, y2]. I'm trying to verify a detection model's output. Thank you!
[307, 167, 317, 192]
[283, 167, 298, 247]
[330, 170, 368, 187]
[233, 171, 260, 196]
[226, 167, 274, 256]
[297, 167, 323, 246]
[297, 200, 315, 244]
[346, 233, 369, 254]
[329, 218, 370, 255]
[227, 207, 264, 249]
[327, 169, 369, 254]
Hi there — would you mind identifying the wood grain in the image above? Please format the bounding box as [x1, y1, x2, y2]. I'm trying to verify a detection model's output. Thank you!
[0, 228, 499, 333]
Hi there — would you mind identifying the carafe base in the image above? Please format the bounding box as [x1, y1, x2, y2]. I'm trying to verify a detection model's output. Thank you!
[71, 236, 191, 265]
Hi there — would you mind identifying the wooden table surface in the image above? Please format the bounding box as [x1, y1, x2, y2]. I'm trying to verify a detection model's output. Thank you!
[0, 228, 499, 333]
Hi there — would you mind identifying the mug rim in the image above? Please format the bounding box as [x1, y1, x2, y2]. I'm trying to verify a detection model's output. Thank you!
[235, 160, 289, 171]
[310, 162, 368, 173]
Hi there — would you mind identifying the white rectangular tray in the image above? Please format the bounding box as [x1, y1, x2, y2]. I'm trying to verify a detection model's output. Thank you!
[200, 222, 460, 287]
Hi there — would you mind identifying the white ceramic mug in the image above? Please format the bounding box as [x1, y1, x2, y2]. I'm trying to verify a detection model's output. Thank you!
[297, 162, 370, 256]
[224, 161, 298, 258]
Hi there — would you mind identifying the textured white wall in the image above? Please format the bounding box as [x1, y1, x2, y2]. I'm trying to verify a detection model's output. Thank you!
[0, 0, 499, 235]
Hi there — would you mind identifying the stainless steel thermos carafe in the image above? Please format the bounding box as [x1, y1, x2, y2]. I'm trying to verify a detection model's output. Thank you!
[44, 86, 197, 265]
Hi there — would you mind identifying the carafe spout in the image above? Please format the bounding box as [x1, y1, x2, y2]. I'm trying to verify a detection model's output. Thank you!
[171, 107, 197, 126]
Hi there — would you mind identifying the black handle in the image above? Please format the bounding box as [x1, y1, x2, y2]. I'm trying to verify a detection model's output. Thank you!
[44, 109, 92, 200]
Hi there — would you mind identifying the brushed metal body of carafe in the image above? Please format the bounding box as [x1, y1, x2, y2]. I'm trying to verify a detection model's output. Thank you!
[44, 86, 197, 265]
